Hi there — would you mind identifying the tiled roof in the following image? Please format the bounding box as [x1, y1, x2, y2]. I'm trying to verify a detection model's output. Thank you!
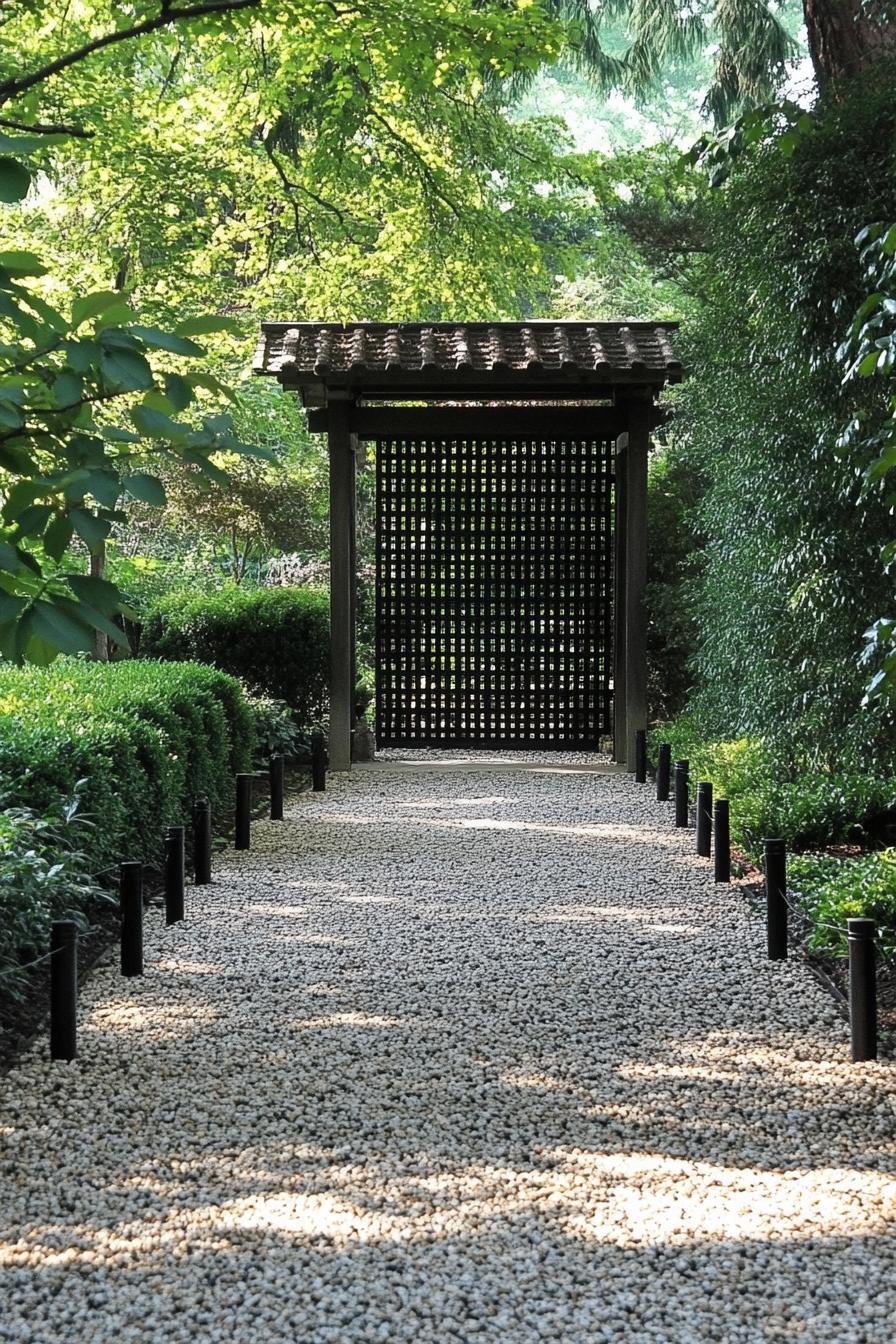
[254, 322, 681, 399]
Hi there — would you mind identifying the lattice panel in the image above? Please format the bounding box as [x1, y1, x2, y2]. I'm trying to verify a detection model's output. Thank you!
[375, 436, 613, 749]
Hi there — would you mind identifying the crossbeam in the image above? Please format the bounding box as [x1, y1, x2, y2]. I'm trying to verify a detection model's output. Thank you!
[307, 406, 653, 440]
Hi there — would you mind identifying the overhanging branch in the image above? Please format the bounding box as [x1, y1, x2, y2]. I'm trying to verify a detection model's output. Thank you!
[0, 0, 262, 107]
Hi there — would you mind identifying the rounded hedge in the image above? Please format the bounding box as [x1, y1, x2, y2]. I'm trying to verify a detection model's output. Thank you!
[141, 587, 329, 727]
[0, 659, 254, 873]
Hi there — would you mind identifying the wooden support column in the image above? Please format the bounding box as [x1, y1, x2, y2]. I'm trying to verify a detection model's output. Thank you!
[620, 398, 650, 770]
[613, 435, 628, 764]
[327, 398, 357, 772]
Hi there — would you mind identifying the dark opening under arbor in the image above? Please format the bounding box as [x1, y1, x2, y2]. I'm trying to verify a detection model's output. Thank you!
[254, 321, 682, 769]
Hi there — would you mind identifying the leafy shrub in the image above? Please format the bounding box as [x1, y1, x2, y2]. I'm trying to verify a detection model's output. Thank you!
[661, 75, 896, 772]
[142, 586, 329, 727]
[650, 716, 896, 858]
[0, 659, 253, 872]
[245, 692, 304, 766]
[0, 789, 108, 995]
[790, 850, 896, 959]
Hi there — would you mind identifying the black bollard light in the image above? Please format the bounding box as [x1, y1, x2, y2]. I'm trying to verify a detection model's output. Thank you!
[235, 773, 252, 851]
[674, 760, 690, 828]
[311, 732, 327, 793]
[847, 918, 878, 1062]
[49, 920, 78, 1061]
[714, 799, 731, 883]
[192, 798, 211, 885]
[270, 754, 285, 822]
[634, 729, 647, 784]
[656, 743, 671, 803]
[763, 838, 787, 961]
[120, 861, 144, 977]
[696, 781, 713, 858]
[165, 825, 185, 925]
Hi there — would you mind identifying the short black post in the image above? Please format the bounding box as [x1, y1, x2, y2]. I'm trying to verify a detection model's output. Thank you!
[165, 825, 185, 925]
[311, 732, 326, 793]
[674, 759, 690, 827]
[848, 918, 878, 1062]
[696, 781, 713, 858]
[235, 773, 252, 850]
[634, 729, 647, 784]
[714, 799, 731, 883]
[120, 861, 144, 977]
[192, 797, 211, 885]
[49, 920, 78, 1061]
[764, 838, 787, 961]
[656, 743, 671, 803]
[270, 754, 285, 822]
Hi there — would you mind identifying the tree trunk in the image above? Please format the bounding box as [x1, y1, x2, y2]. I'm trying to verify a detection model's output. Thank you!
[89, 547, 109, 662]
[804, 0, 896, 89]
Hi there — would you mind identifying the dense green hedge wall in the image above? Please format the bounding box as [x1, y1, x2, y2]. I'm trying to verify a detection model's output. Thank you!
[0, 659, 253, 873]
[141, 587, 329, 727]
[651, 75, 896, 773]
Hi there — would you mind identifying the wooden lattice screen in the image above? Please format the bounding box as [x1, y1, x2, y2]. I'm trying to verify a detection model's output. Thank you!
[375, 435, 614, 749]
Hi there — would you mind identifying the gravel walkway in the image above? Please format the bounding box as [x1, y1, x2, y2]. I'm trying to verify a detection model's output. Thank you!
[2, 757, 896, 1343]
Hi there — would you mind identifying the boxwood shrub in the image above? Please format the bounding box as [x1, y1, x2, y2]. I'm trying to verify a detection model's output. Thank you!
[141, 586, 329, 727]
[0, 659, 254, 874]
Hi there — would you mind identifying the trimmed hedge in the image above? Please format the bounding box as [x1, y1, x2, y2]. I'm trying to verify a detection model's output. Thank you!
[141, 587, 329, 727]
[0, 659, 254, 873]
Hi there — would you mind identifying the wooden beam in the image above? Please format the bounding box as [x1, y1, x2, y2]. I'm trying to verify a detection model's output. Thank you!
[327, 402, 357, 772]
[620, 401, 650, 770]
[307, 406, 636, 440]
[613, 436, 628, 764]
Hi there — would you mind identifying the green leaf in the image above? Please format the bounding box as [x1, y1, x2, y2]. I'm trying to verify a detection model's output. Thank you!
[66, 574, 122, 614]
[164, 373, 194, 412]
[0, 593, 27, 623]
[131, 404, 185, 439]
[65, 339, 102, 373]
[0, 157, 31, 203]
[185, 452, 230, 487]
[52, 371, 84, 407]
[85, 471, 120, 508]
[0, 541, 21, 574]
[100, 347, 154, 392]
[124, 472, 167, 506]
[42, 513, 74, 562]
[130, 324, 205, 357]
[0, 250, 46, 277]
[71, 290, 126, 329]
[14, 504, 53, 539]
[59, 595, 129, 648]
[30, 599, 95, 655]
[1, 479, 41, 522]
[174, 315, 242, 338]
[101, 426, 140, 444]
[93, 303, 137, 330]
[0, 400, 24, 429]
[69, 508, 112, 552]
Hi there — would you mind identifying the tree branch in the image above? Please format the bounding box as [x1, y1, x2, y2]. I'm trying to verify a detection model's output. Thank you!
[0, 116, 92, 138]
[0, 0, 263, 107]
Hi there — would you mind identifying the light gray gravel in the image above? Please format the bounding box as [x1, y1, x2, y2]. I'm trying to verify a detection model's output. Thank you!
[2, 756, 896, 1343]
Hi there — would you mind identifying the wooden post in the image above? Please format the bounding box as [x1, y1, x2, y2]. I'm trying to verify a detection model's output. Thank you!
[613, 435, 628, 764]
[328, 397, 356, 772]
[621, 399, 649, 769]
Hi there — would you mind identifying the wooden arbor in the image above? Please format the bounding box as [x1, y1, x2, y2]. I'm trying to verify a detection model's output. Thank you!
[254, 321, 682, 770]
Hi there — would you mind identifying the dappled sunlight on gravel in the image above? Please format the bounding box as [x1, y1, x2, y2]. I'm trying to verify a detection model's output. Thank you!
[1, 755, 895, 1342]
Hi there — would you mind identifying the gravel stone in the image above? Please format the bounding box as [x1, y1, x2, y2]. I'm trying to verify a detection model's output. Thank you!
[1, 754, 895, 1343]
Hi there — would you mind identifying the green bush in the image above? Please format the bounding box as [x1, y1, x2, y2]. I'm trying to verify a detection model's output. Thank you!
[0, 659, 254, 873]
[141, 586, 329, 727]
[650, 716, 896, 858]
[790, 851, 896, 959]
[0, 789, 108, 995]
[245, 692, 304, 767]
